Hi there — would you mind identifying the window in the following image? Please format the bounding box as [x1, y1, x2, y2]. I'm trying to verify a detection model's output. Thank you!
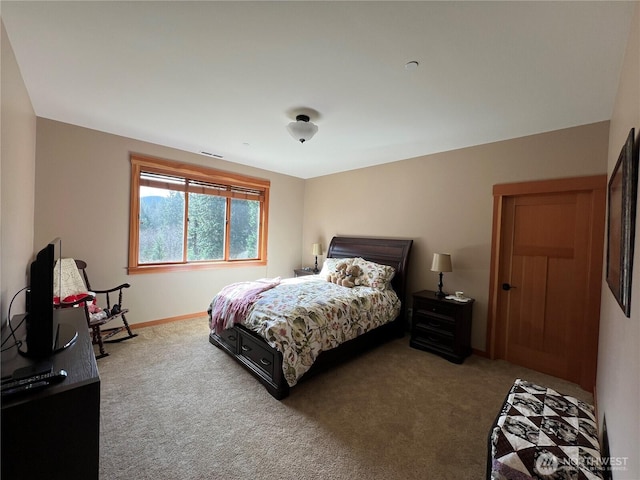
[129, 155, 269, 274]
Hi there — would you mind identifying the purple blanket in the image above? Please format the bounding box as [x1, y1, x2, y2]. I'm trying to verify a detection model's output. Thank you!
[208, 278, 281, 334]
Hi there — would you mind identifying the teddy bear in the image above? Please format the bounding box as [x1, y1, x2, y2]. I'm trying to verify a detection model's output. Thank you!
[340, 264, 362, 288]
[329, 261, 349, 285]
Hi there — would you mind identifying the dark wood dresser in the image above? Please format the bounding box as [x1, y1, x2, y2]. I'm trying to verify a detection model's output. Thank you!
[1, 307, 100, 479]
[410, 290, 474, 364]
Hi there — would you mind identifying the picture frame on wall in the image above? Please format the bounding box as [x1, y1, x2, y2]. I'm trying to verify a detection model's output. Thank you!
[606, 128, 638, 317]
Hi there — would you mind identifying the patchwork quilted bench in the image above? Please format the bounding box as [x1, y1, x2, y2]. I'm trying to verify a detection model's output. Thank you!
[487, 379, 605, 480]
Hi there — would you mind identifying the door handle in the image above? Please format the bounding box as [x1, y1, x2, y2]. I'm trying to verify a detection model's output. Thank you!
[502, 283, 517, 291]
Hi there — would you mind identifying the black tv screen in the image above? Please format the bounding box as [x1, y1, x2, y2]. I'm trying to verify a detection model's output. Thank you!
[22, 238, 76, 358]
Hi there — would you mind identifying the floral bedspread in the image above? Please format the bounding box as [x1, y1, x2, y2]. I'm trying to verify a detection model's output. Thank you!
[210, 276, 400, 387]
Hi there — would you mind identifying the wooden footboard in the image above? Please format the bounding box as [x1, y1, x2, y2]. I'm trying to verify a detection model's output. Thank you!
[209, 236, 412, 399]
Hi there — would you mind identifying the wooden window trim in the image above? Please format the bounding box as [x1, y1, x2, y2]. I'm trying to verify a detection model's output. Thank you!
[128, 154, 269, 274]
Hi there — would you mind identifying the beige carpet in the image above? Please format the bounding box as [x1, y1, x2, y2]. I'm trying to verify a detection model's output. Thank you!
[98, 317, 592, 480]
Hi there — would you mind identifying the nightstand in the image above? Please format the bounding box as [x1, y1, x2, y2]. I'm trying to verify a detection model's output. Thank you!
[294, 268, 317, 277]
[410, 290, 474, 364]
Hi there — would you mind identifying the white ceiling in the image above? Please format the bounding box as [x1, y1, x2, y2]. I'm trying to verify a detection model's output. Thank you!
[2, 1, 636, 179]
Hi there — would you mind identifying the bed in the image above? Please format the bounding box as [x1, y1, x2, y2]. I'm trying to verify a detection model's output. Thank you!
[208, 236, 413, 399]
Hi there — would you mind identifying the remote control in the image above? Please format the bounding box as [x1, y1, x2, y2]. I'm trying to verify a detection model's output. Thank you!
[11, 361, 53, 380]
[1, 369, 67, 397]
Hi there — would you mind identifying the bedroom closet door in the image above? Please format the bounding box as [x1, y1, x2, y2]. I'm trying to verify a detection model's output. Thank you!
[487, 176, 606, 392]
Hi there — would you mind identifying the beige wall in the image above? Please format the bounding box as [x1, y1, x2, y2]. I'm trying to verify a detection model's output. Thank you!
[36, 119, 610, 344]
[34, 119, 305, 324]
[1, 19, 37, 325]
[303, 122, 609, 351]
[597, 4, 640, 478]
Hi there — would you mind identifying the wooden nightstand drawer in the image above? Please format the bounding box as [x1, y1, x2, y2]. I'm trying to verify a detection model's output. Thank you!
[294, 268, 317, 277]
[411, 329, 454, 352]
[413, 314, 455, 335]
[410, 290, 474, 364]
[414, 300, 457, 320]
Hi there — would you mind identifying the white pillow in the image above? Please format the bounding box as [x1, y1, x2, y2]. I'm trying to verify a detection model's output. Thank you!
[352, 257, 396, 290]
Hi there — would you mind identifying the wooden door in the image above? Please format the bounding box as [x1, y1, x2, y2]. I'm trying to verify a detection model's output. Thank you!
[487, 176, 606, 392]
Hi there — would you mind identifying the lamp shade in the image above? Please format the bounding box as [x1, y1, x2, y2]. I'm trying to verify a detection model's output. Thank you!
[431, 253, 452, 273]
[312, 243, 323, 256]
[287, 114, 318, 143]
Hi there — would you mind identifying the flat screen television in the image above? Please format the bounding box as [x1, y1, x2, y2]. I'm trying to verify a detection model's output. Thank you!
[20, 238, 77, 358]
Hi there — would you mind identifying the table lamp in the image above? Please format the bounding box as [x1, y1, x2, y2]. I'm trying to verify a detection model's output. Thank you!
[312, 243, 323, 273]
[431, 253, 452, 298]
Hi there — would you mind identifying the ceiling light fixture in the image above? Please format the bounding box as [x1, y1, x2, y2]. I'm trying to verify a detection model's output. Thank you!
[287, 114, 318, 143]
[404, 60, 419, 71]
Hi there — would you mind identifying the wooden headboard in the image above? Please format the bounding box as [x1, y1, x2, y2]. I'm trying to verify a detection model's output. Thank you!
[326, 236, 413, 320]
